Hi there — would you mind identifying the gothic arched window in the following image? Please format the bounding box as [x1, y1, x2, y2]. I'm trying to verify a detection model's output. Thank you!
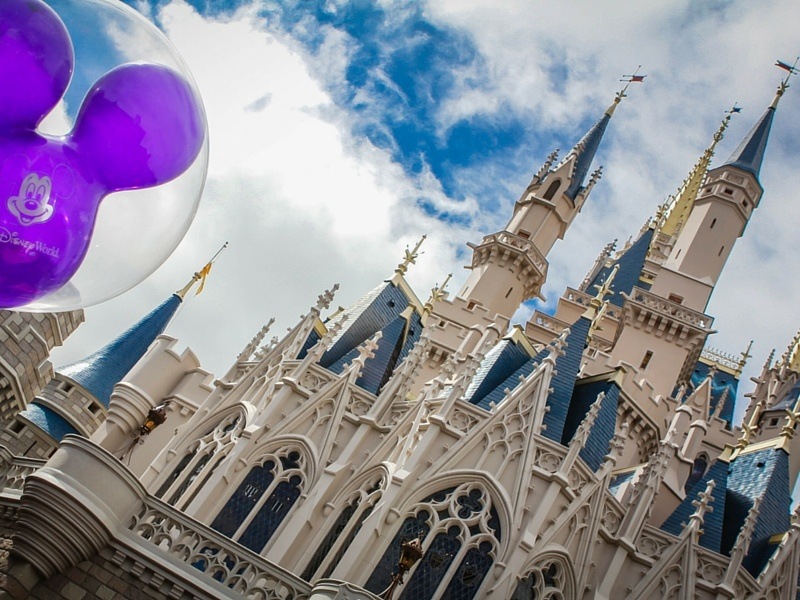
[542, 179, 561, 201]
[301, 476, 384, 581]
[364, 483, 502, 600]
[511, 556, 574, 600]
[154, 413, 242, 508]
[210, 447, 306, 553]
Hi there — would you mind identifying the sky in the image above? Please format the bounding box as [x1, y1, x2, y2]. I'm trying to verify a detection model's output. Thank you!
[45, 0, 800, 427]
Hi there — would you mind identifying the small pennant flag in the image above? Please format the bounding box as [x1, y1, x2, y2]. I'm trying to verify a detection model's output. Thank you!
[195, 262, 213, 295]
[730, 105, 742, 113]
[776, 59, 798, 74]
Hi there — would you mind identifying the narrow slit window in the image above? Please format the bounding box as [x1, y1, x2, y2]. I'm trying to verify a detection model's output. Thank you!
[640, 350, 653, 370]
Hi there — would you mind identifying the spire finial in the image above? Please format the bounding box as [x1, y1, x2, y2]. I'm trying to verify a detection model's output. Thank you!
[395, 235, 427, 277]
[423, 273, 452, 315]
[771, 57, 799, 109]
[736, 340, 754, 374]
[175, 242, 228, 299]
[605, 66, 646, 116]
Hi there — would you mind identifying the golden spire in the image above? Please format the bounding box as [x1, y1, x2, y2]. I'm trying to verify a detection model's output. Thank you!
[394, 235, 426, 278]
[175, 242, 228, 299]
[605, 66, 646, 117]
[657, 106, 737, 239]
[771, 57, 799, 109]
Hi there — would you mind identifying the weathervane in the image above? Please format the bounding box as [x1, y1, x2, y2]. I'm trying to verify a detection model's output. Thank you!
[606, 66, 646, 116]
[772, 57, 799, 108]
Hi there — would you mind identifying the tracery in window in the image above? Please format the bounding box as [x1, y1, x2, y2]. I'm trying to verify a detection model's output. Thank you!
[301, 476, 384, 581]
[211, 446, 306, 553]
[365, 483, 502, 600]
[154, 412, 242, 508]
[511, 556, 573, 600]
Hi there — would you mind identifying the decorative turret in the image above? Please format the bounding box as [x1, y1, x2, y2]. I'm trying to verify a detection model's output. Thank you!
[456, 75, 641, 320]
[1, 253, 222, 459]
[650, 69, 791, 313]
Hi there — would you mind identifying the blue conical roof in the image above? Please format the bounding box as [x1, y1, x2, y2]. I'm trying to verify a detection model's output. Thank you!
[564, 113, 611, 200]
[722, 107, 775, 179]
[59, 294, 182, 407]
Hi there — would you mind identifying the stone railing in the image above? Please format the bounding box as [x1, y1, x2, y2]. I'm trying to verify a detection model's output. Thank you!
[700, 346, 742, 374]
[563, 288, 622, 320]
[129, 496, 312, 600]
[472, 231, 548, 273]
[627, 288, 713, 330]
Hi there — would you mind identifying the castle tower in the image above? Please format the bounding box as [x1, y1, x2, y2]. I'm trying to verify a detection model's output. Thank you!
[0, 310, 84, 421]
[0, 260, 219, 460]
[455, 94, 619, 321]
[649, 87, 782, 312]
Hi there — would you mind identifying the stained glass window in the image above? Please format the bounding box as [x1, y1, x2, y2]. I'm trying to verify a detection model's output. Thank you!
[301, 478, 383, 582]
[210, 447, 305, 554]
[365, 483, 501, 600]
[153, 414, 241, 505]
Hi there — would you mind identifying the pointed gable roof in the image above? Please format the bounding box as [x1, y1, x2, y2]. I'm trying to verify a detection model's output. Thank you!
[562, 378, 621, 471]
[722, 106, 775, 179]
[585, 227, 654, 307]
[59, 294, 181, 407]
[723, 446, 792, 576]
[685, 360, 739, 426]
[661, 458, 729, 553]
[320, 281, 414, 368]
[465, 316, 591, 444]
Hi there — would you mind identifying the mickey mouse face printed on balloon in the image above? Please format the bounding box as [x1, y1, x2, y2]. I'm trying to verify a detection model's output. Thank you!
[0, 0, 206, 308]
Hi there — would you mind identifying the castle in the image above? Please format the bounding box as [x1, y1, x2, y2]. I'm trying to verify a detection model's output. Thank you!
[1, 73, 799, 600]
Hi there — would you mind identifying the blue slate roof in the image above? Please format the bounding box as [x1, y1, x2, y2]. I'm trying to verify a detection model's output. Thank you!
[320, 282, 412, 368]
[541, 317, 591, 443]
[562, 379, 620, 471]
[770, 379, 800, 412]
[464, 339, 534, 408]
[320, 281, 422, 395]
[722, 106, 775, 179]
[661, 458, 729, 553]
[564, 113, 611, 200]
[608, 469, 636, 496]
[19, 402, 79, 441]
[723, 447, 791, 576]
[59, 294, 181, 407]
[296, 328, 320, 360]
[327, 310, 422, 395]
[466, 317, 590, 444]
[585, 228, 654, 307]
[686, 361, 739, 426]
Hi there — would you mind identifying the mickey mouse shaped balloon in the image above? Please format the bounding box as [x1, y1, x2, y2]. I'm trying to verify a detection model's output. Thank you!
[0, 0, 205, 308]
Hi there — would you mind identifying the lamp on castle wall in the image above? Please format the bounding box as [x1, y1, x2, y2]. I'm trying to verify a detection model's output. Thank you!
[118, 401, 171, 462]
[380, 537, 424, 600]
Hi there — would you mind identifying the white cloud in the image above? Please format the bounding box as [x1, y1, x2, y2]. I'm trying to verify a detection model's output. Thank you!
[50, 0, 800, 428]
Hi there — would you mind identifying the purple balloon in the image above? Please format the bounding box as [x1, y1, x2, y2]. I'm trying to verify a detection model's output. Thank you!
[0, 0, 205, 308]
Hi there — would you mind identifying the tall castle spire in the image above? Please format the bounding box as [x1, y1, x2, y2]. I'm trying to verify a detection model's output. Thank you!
[456, 73, 641, 320]
[650, 69, 789, 314]
[722, 60, 795, 178]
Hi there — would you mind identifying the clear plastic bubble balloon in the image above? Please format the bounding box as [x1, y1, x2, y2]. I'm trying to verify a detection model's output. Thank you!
[0, 0, 208, 311]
